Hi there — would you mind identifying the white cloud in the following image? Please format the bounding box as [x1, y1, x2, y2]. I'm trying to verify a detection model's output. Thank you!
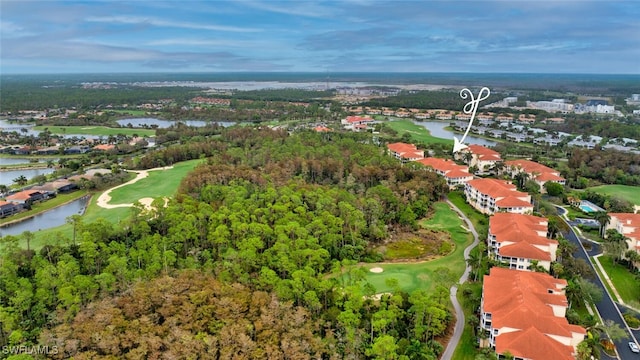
[86, 15, 262, 33]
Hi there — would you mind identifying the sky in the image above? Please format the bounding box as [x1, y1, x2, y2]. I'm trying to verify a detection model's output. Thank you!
[1, 0, 639, 74]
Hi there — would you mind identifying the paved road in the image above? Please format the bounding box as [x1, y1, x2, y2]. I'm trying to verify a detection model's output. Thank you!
[557, 208, 639, 359]
[441, 200, 480, 360]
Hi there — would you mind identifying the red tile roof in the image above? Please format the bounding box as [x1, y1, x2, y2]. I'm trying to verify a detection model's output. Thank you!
[505, 159, 565, 183]
[345, 115, 374, 124]
[496, 326, 575, 360]
[6, 190, 42, 201]
[466, 144, 502, 161]
[483, 268, 585, 359]
[387, 142, 424, 160]
[467, 179, 529, 202]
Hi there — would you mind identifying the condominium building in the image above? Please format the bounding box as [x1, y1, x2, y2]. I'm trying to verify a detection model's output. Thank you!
[503, 159, 565, 192]
[488, 213, 558, 271]
[415, 157, 474, 189]
[480, 268, 586, 360]
[464, 178, 533, 215]
[454, 144, 502, 173]
[386, 142, 424, 162]
[606, 213, 640, 259]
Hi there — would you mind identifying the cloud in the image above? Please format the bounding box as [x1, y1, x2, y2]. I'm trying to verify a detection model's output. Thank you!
[86, 15, 262, 33]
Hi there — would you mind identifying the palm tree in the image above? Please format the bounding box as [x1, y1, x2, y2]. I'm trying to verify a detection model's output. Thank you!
[593, 211, 610, 239]
[13, 175, 28, 186]
[462, 151, 474, 165]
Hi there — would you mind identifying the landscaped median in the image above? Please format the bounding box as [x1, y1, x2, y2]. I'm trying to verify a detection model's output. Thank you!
[593, 254, 640, 310]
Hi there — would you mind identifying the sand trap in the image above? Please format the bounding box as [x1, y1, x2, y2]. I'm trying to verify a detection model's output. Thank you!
[96, 166, 174, 209]
[369, 267, 384, 273]
[369, 292, 393, 301]
[634, 205, 640, 214]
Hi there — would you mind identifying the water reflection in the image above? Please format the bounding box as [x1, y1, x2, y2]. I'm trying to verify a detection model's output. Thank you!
[413, 120, 497, 147]
[116, 118, 234, 128]
[0, 195, 89, 237]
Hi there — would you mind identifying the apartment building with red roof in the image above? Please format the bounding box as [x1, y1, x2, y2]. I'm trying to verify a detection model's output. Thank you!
[480, 268, 586, 359]
[416, 157, 474, 189]
[606, 213, 640, 260]
[488, 213, 558, 271]
[504, 159, 565, 192]
[454, 144, 502, 173]
[464, 178, 533, 215]
[341, 115, 375, 132]
[386, 142, 424, 163]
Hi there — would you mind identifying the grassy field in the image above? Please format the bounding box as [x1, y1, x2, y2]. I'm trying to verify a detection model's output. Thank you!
[26, 159, 204, 249]
[107, 159, 203, 205]
[447, 191, 489, 239]
[597, 255, 640, 308]
[360, 202, 473, 294]
[33, 125, 156, 137]
[385, 119, 452, 145]
[589, 185, 640, 206]
[108, 109, 149, 116]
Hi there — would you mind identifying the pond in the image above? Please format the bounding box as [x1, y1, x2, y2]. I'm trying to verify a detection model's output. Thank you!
[414, 120, 497, 147]
[0, 195, 89, 237]
[0, 168, 56, 186]
[0, 158, 58, 166]
[116, 118, 235, 128]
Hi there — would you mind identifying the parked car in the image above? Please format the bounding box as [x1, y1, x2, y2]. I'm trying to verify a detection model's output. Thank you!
[630, 341, 640, 353]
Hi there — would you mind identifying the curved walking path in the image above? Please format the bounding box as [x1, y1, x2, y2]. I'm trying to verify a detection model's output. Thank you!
[96, 166, 173, 209]
[441, 199, 480, 360]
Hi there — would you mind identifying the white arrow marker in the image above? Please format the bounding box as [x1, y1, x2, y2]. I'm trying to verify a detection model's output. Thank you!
[453, 87, 491, 153]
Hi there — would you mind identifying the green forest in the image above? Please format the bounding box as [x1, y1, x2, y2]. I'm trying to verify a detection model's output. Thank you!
[1, 129, 454, 359]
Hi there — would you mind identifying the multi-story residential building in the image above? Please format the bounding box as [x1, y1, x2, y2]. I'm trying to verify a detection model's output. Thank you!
[386, 142, 424, 162]
[480, 268, 586, 360]
[464, 178, 532, 215]
[415, 157, 474, 189]
[605, 213, 640, 260]
[341, 115, 375, 131]
[488, 213, 558, 271]
[503, 159, 566, 192]
[454, 144, 502, 173]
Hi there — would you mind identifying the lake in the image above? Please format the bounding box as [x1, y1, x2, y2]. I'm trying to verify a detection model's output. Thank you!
[0, 168, 56, 186]
[0, 158, 58, 166]
[414, 120, 497, 147]
[0, 196, 89, 237]
[116, 118, 235, 128]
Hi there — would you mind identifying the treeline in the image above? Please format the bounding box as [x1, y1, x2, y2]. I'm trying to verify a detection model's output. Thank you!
[542, 118, 640, 141]
[363, 90, 502, 111]
[564, 147, 640, 186]
[0, 83, 198, 112]
[0, 129, 452, 358]
[225, 88, 335, 101]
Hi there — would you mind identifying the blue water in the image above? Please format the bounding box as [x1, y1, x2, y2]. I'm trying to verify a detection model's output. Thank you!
[0, 196, 89, 237]
[579, 205, 596, 213]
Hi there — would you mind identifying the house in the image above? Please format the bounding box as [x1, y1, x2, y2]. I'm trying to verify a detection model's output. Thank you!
[64, 145, 91, 154]
[387, 142, 424, 162]
[5, 190, 46, 205]
[33, 179, 78, 194]
[454, 144, 502, 173]
[313, 125, 332, 132]
[480, 268, 586, 359]
[93, 144, 116, 152]
[464, 178, 533, 215]
[416, 158, 474, 189]
[341, 116, 375, 131]
[503, 159, 566, 192]
[488, 213, 558, 271]
[0, 201, 21, 218]
[605, 213, 640, 259]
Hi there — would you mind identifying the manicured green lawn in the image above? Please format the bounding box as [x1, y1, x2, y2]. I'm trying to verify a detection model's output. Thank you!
[597, 255, 640, 308]
[107, 159, 203, 205]
[33, 125, 155, 137]
[26, 159, 204, 249]
[360, 202, 473, 294]
[589, 185, 640, 206]
[447, 191, 489, 239]
[108, 109, 149, 116]
[385, 119, 452, 145]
